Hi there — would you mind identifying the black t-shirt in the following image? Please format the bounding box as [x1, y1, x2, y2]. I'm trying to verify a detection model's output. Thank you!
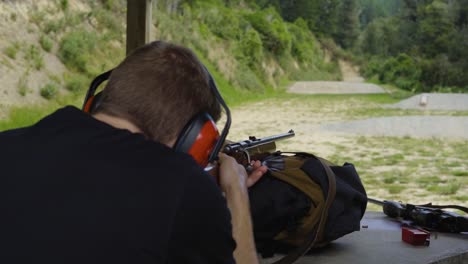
[0, 106, 236, 264]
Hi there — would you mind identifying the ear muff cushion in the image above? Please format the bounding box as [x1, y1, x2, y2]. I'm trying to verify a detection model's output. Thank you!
[83, 95, 96, 113]
[174, 113, 220, 166]
[83, 92, 102, 113]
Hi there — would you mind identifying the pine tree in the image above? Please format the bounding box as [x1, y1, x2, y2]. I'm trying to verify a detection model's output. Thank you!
[335, 0, 359, 48]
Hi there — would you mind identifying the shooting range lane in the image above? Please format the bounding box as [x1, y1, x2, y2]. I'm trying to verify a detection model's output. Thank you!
[386, 93, 468, 111]
[320, 116, 468, 140]
[259, 212, 468, 264]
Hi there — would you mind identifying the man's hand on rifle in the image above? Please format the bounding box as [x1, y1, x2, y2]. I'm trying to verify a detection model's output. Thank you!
[247, 160, 268, 188]
[217, 153, 266, 264]
[218, 153, 267, 192]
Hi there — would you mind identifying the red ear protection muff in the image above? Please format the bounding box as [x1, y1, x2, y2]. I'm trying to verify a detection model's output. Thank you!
[173, 67, 231, 167]
[173, 112, 219, 167]
[82, 65, 231, 168]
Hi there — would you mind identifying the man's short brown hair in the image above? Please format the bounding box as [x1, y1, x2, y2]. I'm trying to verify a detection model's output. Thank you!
[94, 41, 222, 144]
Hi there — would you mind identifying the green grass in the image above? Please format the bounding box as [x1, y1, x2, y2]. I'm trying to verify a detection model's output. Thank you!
[60, 0, 69, 12]
[1, 57, 14, 69]
[418, 176, 447, 184]
[0, 95, 82, 131]
[40, 35, 53, 52]
[383, 176, 397, 184]
[43, 19, 66, 34]
[17, 73, 29, 96]
[426, 183, 461, 195]
[453, 171, 468, 177]
[64, 73, 88, 93]
[455, 196, 468, 202]
[29, 10, 46, 25]
[40, 83, 59, 100]
[387, 184, 406, 194]
[10, 12, 17, 22]
[322, 132, 467, 206]
[24, 45, 44, 70]
[3, 42, 21, 59]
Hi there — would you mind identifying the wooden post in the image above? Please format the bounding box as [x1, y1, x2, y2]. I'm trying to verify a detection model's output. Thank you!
[126, 0, 153, 55]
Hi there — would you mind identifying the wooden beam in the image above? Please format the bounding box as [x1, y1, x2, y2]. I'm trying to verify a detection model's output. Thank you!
[126, 0, 153, 55]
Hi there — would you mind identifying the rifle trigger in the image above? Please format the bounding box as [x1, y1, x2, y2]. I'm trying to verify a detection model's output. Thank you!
[243, 149, 251, 165]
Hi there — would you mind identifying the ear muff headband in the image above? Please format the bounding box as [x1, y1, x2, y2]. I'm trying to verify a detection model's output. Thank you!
[82, 70, 112, 113]
[205, 69, 231, 163]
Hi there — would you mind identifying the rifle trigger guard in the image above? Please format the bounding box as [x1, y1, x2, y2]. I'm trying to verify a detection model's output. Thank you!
[243, 149, 253, 172]
[243, 149, 251, 164]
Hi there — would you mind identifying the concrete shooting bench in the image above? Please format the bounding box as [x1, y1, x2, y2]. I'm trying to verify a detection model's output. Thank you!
[259, 212, 468, 264]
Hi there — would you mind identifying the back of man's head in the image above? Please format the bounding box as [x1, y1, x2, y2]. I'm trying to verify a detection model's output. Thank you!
[94, 41, 222, 145]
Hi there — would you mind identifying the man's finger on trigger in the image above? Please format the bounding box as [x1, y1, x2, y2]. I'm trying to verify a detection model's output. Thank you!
[251, 160, 260, 169]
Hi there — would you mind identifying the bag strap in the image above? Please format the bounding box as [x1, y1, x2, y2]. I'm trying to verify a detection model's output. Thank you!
[271, 156, 337, 264]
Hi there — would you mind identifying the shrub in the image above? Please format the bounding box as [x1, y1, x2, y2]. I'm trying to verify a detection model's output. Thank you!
[235, 65, 263, 91]
[59, 30, 97, 73]
[288, 18, 318, 63]
[43, 19, 65, 34]
[100, 0, 114, 10]
[4, 43, 20, 59]
[245, 7, 292, 55]
[40, 35, 53, 52]
[361, 56, 384, 79]
[60, 0, 69, 11]
[40, 83, 58, 99]
[419, 55, 462, 89]
[25, 45, 44, 70]
[202, 6, 241, 40]
[237, 27, 264, 67]
[362, 54, 421, 91]
[64, 73, 88, 93]
[29, 10, 46, 25]
[17, 74, 29, 96]
[93, 9, 123, 35]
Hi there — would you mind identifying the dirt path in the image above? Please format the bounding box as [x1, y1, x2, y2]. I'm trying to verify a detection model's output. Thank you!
[339, 60, 365, 82]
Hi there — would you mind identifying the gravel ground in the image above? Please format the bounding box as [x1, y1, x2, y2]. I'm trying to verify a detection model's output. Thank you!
[321, 116, 468, 139]
[288, 81, 385, 94]
[387, 93, 468, 111]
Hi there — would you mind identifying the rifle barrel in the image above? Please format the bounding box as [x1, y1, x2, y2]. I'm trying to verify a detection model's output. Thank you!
[224, 130, 295, 154]
[367, 197, 385, 206]
[244, 130, 295, 149]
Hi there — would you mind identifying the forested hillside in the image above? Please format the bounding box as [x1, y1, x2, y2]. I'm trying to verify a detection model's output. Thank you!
[155, 0, 341, 95]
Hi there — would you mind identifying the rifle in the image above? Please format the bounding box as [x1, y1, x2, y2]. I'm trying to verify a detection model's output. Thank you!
[368, 197, 468, 233]
[223, 130, 295, 169]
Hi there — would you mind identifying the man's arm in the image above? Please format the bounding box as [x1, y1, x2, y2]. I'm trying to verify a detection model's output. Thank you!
[218, 154, 266, 264]
[166, 160, 236, 264]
